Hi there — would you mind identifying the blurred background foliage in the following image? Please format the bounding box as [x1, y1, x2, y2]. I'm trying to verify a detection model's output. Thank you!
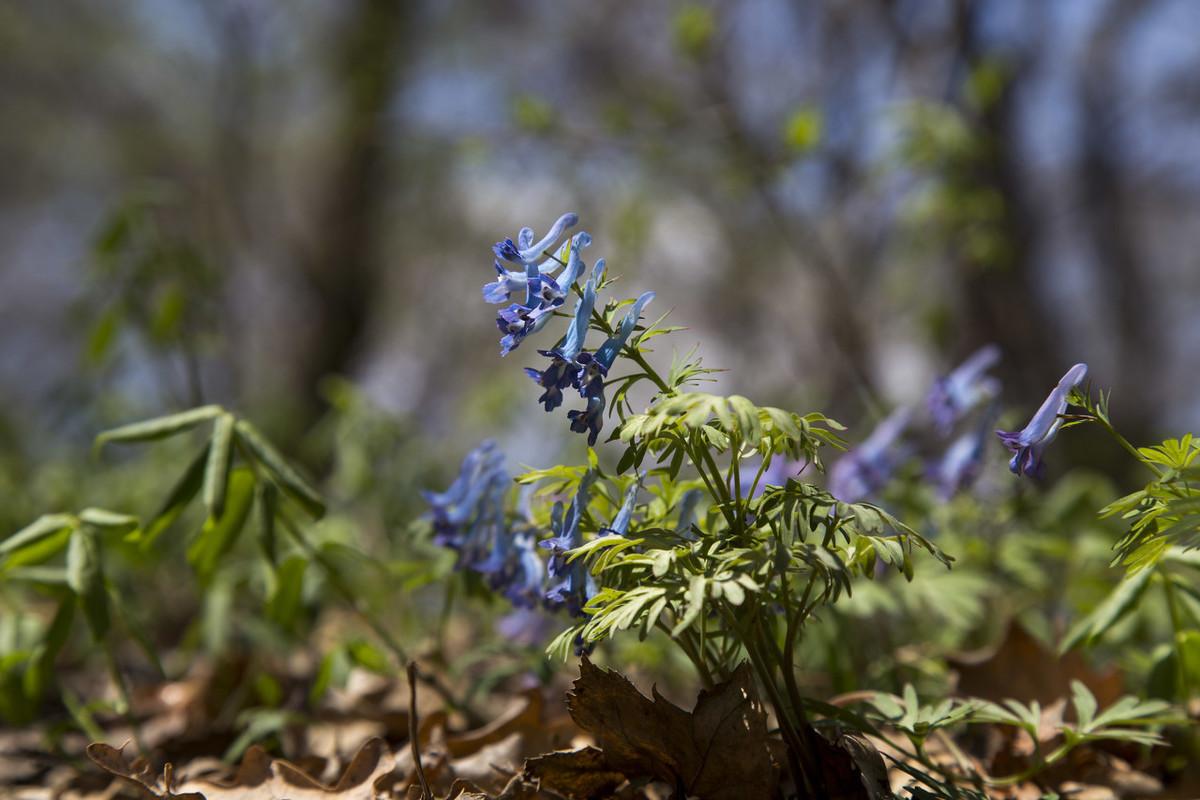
[1, 0, 1199, 736]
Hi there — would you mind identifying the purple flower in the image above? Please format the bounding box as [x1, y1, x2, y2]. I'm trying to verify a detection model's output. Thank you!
[996, 363, 1087, 478]
[827, 408, 911, 503]
[928, 345, 1001, 434]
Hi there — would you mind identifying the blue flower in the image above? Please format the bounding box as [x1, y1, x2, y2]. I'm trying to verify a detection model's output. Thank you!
[524, 264, 599, 410]
[929, 345, 1001, 434]
[489, 216, 584, 356]
[422, 441, 511, 570]
[578, 292, 655, 400]
[599, 479, 640, 537]
[676, 489, 703, 538]
[495, 290, 560, 356]
[540, 472, 596, 578]
[545, 567, 597, 618]
[479, 528, 545, 608]
[483, 232, 592, 306]
[492, 213, 578, 267]
[541, 472, 598, 616]
[996, 363, 1087, 478]
[827, 408, 911, 503]
[567, 395, 606, 446]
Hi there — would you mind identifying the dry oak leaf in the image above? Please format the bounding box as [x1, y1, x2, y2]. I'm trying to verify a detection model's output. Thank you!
[169, 736, 393, 799]
[86, 743, 204, 800]
[566, 657, 776, 800]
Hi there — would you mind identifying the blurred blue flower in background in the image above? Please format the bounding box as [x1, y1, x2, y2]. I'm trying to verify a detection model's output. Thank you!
[928, 344, 1001, 434]
[828, 407, 911, 503]
[933, 408, 996, 498]
[997, 363, 1088, 478]
[422, 440, 511, 570]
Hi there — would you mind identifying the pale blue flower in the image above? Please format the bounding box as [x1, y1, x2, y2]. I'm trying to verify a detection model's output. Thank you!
[492, 213, 578, 267]
[539, 472, 596, 578]
[541, 472, 598, 616]
[997, 363, 1087, 478]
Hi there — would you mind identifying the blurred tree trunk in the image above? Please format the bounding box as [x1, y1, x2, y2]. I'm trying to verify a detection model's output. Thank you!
[293, 0, 411, 426]
[952, 0, 1066, 402]
[1078, 0, 1157, 449]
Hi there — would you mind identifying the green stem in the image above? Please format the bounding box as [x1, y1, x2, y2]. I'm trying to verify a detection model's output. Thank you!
[104, 639, 146, 754]
[984, 742, 1074, 787]
[1094, 415, 1163, 479]
[746, 456, 771, 505]
[658, 619, 715, 689]
[686, 436, 740, 533]
[1160, 565, 1194, 700]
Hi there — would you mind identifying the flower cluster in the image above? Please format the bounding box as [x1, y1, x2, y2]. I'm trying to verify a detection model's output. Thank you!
[421, 441, 543, 608]
[425, 443, 641, 625]
[484, 213, 654, 446]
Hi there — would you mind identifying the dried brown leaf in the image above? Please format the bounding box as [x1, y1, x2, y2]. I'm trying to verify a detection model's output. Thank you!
[172, 736, 393, 800]
[566, 657, 775, 800]
[949, 622, 1122, 706]
[524, 746, 627, 799]
[86, 743, 205, 800]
